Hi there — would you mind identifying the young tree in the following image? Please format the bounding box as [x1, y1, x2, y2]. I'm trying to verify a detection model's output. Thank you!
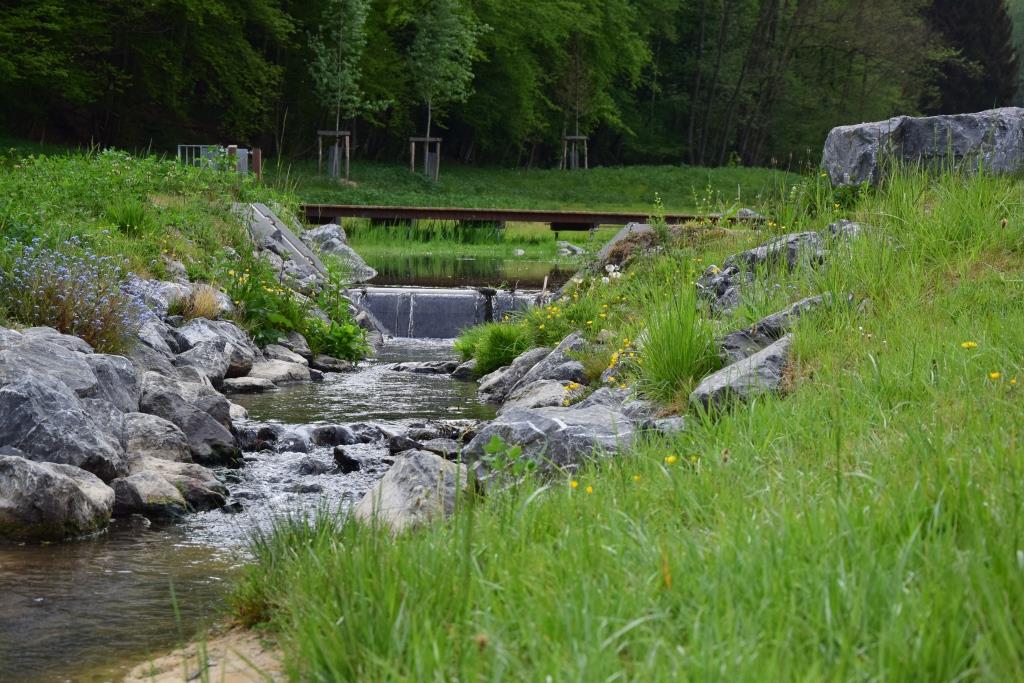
[309, 0, 375, 175]
[408, 0, 485, 140]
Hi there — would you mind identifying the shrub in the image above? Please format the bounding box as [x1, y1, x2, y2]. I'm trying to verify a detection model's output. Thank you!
[637, 284, 720, 404]
[0, 237, 148, 352]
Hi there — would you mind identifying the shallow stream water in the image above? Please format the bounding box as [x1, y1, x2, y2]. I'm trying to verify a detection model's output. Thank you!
[0, 338, 492, 682]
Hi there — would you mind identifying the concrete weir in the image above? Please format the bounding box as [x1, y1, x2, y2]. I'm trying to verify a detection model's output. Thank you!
[348, 287, 536, 339]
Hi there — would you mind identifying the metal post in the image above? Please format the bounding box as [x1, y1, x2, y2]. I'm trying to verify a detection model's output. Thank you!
[410, 140, 416, 173]
[344, 135, 351, 181]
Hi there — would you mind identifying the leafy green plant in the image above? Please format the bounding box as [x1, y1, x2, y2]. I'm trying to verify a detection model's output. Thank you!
[222, 254, 307, 346]
[479, 434, 534, 480]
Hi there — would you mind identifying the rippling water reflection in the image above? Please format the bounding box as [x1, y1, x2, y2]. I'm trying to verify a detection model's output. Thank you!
[233, 338, 496, 423]
[0, 337, 489, 682]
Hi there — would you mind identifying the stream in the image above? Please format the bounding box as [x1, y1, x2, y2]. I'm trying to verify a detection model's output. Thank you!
[0, 337, 495, 682]
[0, 242, 555, 681]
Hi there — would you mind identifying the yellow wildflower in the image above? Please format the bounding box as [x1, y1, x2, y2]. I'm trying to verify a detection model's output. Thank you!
[585, 485, 594, 494]
[632, 474, 641, 482]
[664, 455, 678, 465]
[990, 372, 1002, 380]
[606, 375, 616, 383]
[538, 324, 545, 330]
[960, 341, 978, 349]
[570, 480, 579, 489]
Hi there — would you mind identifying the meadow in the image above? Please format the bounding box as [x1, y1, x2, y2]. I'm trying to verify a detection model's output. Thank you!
[233, 167, 1024, 681]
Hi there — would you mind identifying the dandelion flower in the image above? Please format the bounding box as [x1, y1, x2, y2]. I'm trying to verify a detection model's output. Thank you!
[664, 455, 678, 465]
[570, 480, 579, 489]
[1011, 377, 1018, 385]
[585, 485, 594, 494]
[990, 371, 1002, 380]
[633, 474, 641, 482]
[960, 341, 978, 349]
[606, 375, 616, 383]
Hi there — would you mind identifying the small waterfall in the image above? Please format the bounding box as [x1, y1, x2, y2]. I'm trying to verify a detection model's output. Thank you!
[349, 287, 536, 339]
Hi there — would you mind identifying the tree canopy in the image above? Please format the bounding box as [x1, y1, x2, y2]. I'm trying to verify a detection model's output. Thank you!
[0, 0, 1018, 168]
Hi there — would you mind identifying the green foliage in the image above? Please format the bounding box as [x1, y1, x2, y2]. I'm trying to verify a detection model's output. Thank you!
[409, 0, 486, 137]
[0, 148, 283, 280]
[221, 253, 308, 347]
[308, 0, 378, 127]
[926, 0, 1019, 113]
[306, 271, 369, 360]
[0, 0, 293, 142]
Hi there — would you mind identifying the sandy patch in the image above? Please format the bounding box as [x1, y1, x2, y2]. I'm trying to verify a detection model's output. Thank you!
[123, 626, 283, 682]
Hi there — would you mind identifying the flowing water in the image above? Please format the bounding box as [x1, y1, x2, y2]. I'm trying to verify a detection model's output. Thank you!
[0, 338, 493, 682]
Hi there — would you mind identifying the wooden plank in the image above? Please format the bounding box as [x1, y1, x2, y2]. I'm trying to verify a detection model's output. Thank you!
[299, 204, 759, 229]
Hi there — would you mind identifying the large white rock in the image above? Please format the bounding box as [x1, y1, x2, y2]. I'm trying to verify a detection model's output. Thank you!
[353, 450, 469, 532]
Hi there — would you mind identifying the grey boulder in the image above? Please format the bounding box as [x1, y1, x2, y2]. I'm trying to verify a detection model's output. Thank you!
[302, 224, 378, 283]
[138, 372, 240, 467]
[112, 472, 189, 520]
[499, 379, 586, 414]
[176, 318, 256, 378]
[507, 333, 587, 396]
[451, 358, 477, 380]
[248, 360, 311, 384]
[477, 347, 551, 403]
[463, 405, 636, 472]
[173, 341, 232, 386]
[222, 377, 277, 394]
[122, 413, 192, 463]
[263, 344, 308, 366]
[353, 450, 469, 532]
[719, 294, 830, 363]
[690, 334, 793, 412]
[0, 454, 115, 541]
[0, 376, 126, 481]
[822, 107, 1024, 186]
[84, 354, 141, 413]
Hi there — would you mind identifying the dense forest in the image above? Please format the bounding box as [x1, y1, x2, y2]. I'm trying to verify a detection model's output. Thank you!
[0, 0, 1019, 167]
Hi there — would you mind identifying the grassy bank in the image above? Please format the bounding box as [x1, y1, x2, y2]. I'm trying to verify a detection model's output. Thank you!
[269, 159, 798, 213]
[233, 168, 1024, 680]
[0, 148, 367, 359]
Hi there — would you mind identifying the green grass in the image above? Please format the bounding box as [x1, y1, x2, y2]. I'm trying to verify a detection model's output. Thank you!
[0, 147, 293, 282]
[234, 167, 1024, 680]
[269, 159, 798, 214]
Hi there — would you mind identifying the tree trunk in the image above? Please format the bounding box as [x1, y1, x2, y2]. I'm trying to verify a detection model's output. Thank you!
[686, 6, 707, 164]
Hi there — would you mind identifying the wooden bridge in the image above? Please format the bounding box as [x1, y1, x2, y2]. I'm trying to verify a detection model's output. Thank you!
[299, 204, 758, 231]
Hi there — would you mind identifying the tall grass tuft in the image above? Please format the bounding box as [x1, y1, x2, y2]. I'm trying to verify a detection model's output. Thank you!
[455, 322, 532, 375]
[637, 281, 720, 403]
[105, 198, 156, 237]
